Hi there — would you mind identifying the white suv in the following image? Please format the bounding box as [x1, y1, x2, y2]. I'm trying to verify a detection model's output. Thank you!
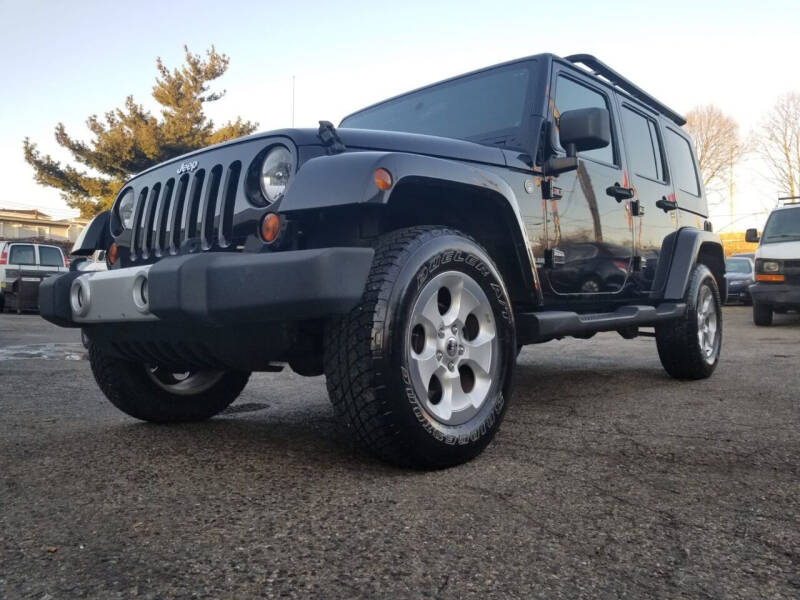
[0, 241, 68, 312]
[746, 203, 800, 325]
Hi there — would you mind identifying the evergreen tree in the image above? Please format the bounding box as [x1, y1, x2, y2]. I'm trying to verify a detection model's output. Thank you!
[23, 46, 257, 217]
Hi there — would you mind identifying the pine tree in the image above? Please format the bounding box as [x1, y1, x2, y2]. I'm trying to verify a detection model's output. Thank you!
[23, 46, 257, 217]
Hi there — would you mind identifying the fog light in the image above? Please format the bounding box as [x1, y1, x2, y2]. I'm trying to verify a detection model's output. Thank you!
[132, 273, 150, 313]
[260, 213, 282, 244]
[70, 278, 91, 317]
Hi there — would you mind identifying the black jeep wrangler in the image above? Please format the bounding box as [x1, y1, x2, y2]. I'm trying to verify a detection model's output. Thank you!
[41, 53, 725, 468]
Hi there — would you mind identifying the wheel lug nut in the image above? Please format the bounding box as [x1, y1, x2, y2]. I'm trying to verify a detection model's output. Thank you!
[438, 327, 445, 338]
[448, 361, 455, 371]
[436, 351, 443, 360]
[458, 345, 465, 355]
[451, 325, 458, 334]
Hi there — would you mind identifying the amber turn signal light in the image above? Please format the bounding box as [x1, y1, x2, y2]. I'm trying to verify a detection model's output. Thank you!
[260, 213, 282, 244]
[107, 243, 118, 265]
[755, 273, 785, 282]
[374, 168, 393, 191]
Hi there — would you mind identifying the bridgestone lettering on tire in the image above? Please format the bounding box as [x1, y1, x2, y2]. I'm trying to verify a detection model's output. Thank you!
[324, 227, 516, 468]
[655, 263, 722, 380]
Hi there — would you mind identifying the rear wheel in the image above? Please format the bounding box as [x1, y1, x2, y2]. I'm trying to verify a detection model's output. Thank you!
[753, 302, 773, 326]
[656, 264, 722, 380]
[324, 227, 515, 469]
[88, 344, 250, 422]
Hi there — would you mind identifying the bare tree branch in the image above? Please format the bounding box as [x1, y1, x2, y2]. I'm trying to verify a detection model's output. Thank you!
[758, 92, 800, 198]
[684, 105, 746, 192]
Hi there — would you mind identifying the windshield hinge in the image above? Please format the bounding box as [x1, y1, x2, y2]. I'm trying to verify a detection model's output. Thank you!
[317, 121, 346, 155]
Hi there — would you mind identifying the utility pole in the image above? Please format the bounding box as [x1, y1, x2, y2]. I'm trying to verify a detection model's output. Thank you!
[291, 75, 295, 127]
[729, 146, 735, 232]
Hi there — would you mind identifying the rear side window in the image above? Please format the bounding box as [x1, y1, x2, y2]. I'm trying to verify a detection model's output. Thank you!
[621, 106, 664, 181]
[665, 129, 700, 196]
[39, 246, 63, 267]
[9, 244, 35, 265]
[554, 76, 615, 165]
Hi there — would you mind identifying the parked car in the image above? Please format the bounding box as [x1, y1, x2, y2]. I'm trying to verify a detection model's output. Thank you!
[724, 256, 754, 305]
[1, 241, 68, 313]
[40, 53, 725, 468]
[746, 203, 800, 325]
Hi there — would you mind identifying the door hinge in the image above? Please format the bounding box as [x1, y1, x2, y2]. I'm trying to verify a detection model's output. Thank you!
[630, 200, 644, 217]
[632, 255, 643, 271]
[542, 180, 562, 200]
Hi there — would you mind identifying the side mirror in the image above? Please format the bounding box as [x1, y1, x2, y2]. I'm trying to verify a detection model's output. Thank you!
[69, 257, 88, 272]
[745, 228, 760, 243]
[559, 107, 611, 157]
[545, 107, 611, 176]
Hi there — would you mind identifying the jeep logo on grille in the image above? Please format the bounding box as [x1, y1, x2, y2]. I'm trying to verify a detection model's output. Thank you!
[177, 160, 199, 174]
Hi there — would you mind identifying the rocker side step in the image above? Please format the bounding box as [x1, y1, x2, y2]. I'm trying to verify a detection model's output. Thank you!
[517, 303, 687, 343]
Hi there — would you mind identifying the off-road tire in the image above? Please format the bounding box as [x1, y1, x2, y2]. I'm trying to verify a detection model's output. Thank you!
[324, 226, 516, 469]
[656, 263, 722, 380]
[88, 344, 250, 423]
[753, 302, 773, 326]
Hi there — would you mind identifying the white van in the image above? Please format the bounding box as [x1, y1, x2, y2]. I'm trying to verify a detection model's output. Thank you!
[0, 241, 68, 312]
[745, 203, 800, 325]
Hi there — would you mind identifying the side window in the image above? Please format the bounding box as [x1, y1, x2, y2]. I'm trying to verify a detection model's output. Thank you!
[554, 75, 615, 165]
[9, 244, 35, 265]
[39, 246, 64, 267]
[665, 129, 700, 196]
[620, 105, 664, 181]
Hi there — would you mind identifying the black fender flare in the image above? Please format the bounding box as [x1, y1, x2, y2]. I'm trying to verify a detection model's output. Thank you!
[71, 211, 112, 256]
[281, 151, 541, 303]
[651, 227, 726, 303]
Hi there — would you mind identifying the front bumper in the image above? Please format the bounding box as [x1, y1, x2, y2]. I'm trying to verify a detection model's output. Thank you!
[748, 282, 800, 307]
[725, 281, 751, 303]
[39, 247, 375, 328]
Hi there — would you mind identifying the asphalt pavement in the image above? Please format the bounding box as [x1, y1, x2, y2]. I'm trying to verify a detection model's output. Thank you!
[1, 307, 798, 599]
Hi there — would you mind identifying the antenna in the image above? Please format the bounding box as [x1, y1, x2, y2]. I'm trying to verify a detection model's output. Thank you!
[291, 75, 295, 127]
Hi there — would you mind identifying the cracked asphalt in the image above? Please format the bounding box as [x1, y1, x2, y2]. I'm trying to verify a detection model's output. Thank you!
[1, 307, 798, 599]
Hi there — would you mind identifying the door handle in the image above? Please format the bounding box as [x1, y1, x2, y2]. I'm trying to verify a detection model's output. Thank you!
[606, 183, 634, 202]
[655, 196, 678, 212]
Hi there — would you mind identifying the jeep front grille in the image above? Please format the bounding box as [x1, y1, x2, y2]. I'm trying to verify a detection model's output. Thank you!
[129, 160, 242, 261]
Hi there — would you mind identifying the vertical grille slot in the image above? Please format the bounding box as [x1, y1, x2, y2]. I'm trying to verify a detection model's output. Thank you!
[140, 183, 161, 259]
[181, 169, 206, 248]
[200, 165, 223, 250]
[167, 174, 190, 255]
[154, 178, 175, 257]
[130, 187, 149, 261]
[218, 161, 241, 248]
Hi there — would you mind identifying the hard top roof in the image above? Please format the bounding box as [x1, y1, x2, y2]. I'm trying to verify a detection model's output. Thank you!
[342, 52, 686, 127]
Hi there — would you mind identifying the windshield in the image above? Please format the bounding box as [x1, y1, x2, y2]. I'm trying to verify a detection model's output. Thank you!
[726, 258, 752, 274]
[761, 206, 800, 244]
[340, 63, 534, 145]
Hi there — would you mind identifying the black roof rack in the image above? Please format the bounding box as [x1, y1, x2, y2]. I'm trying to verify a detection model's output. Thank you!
[564, 54, 686, 126]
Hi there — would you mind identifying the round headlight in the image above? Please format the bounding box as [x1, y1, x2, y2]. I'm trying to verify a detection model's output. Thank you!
[117, 189, 135, 229]
[763, 260, 781, 273]
[259, 146, 292, 203]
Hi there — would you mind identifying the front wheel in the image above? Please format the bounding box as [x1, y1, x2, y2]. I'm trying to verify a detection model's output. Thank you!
[324, 227, 516, 469]
[753, 302, 773, 326]
[655, 263, 722, 380]
[88, 344, 250, 422]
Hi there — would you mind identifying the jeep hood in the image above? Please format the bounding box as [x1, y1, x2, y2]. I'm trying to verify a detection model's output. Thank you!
[128, 126, 507, 182]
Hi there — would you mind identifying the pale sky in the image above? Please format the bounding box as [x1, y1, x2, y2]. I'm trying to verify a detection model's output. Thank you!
[1, 0, 799, 230]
